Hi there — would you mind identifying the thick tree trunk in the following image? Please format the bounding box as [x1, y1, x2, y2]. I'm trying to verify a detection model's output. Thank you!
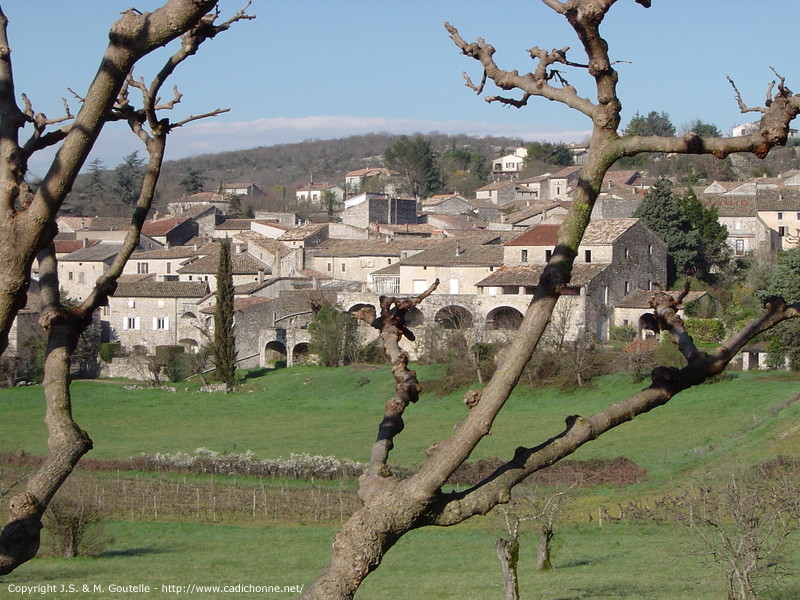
[495, 536, 520, 600]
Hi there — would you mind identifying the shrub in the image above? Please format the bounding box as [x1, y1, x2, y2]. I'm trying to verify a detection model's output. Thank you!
[610, 324, 637, 343]
[98, 342, 122, 364]
[42, 491, 110, 558]
[684, 317, 725, 343]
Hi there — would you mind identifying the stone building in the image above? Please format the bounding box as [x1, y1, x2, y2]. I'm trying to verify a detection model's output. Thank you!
[106, 280, 210, 353]
[342, 193, 418, 229]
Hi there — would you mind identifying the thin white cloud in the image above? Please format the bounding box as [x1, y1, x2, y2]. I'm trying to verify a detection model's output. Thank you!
[26, 116, 590, 176]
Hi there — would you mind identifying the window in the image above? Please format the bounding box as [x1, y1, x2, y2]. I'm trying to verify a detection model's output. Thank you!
[137, 262, 148, 274]
[387, 258, 392, 265]
[648, 244, 653, 256]
[68, 271, 74, 281]
[166, 262, 172, 274]
[153, 317, 169, 330]
[449, 278, 459, 294]
[78, 272, 84, 283]
[157, 299, 166, 308]
[127, 299, 136, 308]
[735, 238, 745, 255]
[327, 262, 332, 272]
[777, 212, 784, 220]
[545, 249, 553, 261]
[412, 279, 428, 294]
[584, 250, 592, 263]
[123, 317, 140, 330]
[779, 226, 788, 236]
[735, 221, 742, 230]
[624, 281, 631, 294]
[600, 285, 609, 304]
[521, 249, 528, 262]
[624, 248, 630, 259]
[341, 263, 346, 272]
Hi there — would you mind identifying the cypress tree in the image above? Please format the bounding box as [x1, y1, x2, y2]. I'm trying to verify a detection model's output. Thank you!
[213, 238, 237, 391]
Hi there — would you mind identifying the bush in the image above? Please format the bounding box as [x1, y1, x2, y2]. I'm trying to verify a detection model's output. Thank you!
[610, 324, 637, 343]
[684, 318, 725, 343]
[42, 491, 111, 558]
[98, 342, 121, 364]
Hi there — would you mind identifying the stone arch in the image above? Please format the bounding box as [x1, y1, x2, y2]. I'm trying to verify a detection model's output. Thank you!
[292, 342, 310, 364]
[178, 338, 199, 353]
[405, 306, 424, 327]
[264, 340, 287, 365]
[180, 311, 197, 320]
[347, 303, 377, 324]
[485, 306, 524, 330]
[434, 305, 474, 329]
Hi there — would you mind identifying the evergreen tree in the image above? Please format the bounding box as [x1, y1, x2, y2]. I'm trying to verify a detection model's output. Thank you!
[525, 141, 573, 165]
[384, 135, 442, 198]
[213, 238, 237, 391]
[623, 111, 676, 137]
[759, 247, 800, 369]
[179, 167, 205, 194]
[113, 151, 145, 205]
[679, 188, 730, 279]
[633, 178, 699, 285]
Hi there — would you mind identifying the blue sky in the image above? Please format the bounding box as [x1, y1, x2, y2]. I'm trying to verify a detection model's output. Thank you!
[7, 1, 800, 176]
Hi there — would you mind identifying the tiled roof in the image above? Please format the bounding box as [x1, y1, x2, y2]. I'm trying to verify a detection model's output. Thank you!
[345, 167, 399, 178]
[476, 264, 607, 288]
[602, 170, 640, 186]
[756, 188, 800, 210]
[702, 195, 757, 217]
[233, 232, 292, 257]
[59, 242, 123, 262]
[278, 223, 328, 241]
[504, 201, 569, 225]
[141, 217, 189, 236]
[476, 180, 517, 192]
[424, 214, 478, 230]
[129, 244, 211, 260]
[169, 191, 228, 204]
[400, 239, 503, 267]
[177, 249, 269, 275]
[54, 239, 100, 254]
[83, 217, 130, 231]
[311, 238, 435, 258]
[506, 218, 639, 247]
[216, 218, 256, 230]
[113, 280, 209, 298]
[614, 289, 713, 309]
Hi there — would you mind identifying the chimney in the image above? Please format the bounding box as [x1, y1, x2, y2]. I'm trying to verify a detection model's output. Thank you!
[257, 269, 264, 283]
[455, 241, 461, 257]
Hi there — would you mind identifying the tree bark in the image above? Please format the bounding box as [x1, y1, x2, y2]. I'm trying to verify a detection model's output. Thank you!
[495, 536, 520, 600]
[536, 524, 554, 571]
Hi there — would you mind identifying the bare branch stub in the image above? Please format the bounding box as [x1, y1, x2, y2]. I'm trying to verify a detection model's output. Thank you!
[365, 279, 439, 471]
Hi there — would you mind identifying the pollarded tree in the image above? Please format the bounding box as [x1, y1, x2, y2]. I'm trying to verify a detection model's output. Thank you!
[302, 2, 800, 598]
[0, 1, 253, 574]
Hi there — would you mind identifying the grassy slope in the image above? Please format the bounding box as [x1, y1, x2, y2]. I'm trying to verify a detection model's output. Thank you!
[1, 367, 797, 487]
[1, 367, 799, 599]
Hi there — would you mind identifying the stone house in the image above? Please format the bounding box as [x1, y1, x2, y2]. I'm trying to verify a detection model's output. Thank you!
[176, 243, 271, 291]
[421, 214, 479, 233]
[475, 181, 519, 206]
[307, 238, 437, 287]
[342, 193, 418, 229]
[234, 231, 301, 277]
[200, 296, 273, 369]
[420, 194, 474, 215]
[344, 167, 400, 196]
[141, 216, 197, 247]
[106, 280, 210, 353]
[491, 147, 527, 176]
[167, 191, 231, 215]
[476, 219, 667, 340]
[277, 223, 329, 249]
[295, 183, 345, 206]
[498, 201, 570, 229]
[391, 236, 505, 295]
[221, 182, 265, 199]
[58, 242, 123, 302]
[122, 244, 214, 281]
[212, 217, 258, 239]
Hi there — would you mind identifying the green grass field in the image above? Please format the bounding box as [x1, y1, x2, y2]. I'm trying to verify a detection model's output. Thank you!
[0, 366, 798, 598]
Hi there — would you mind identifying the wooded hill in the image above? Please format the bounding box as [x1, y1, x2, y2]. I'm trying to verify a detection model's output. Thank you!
[66, 131, 800, 217]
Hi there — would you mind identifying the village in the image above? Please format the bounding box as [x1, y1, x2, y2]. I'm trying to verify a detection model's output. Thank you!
[7, 141, 797, 380]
